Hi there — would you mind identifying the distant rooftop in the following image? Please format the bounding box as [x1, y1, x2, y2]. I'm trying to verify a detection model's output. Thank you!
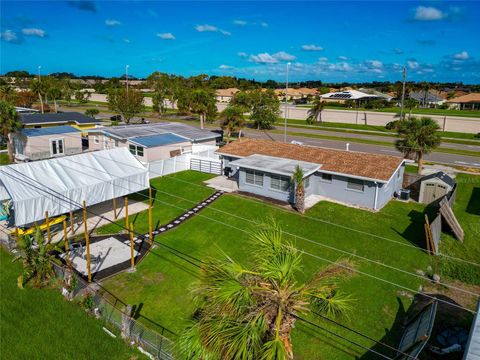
[230, 154, 321, 177]
[20, 112, 101, 125]
[22, 125, 81, 137]
[129, 133, 188, 148]
[321, 90, 381, 100]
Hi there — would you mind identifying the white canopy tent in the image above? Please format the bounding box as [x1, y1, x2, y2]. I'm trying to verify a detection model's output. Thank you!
[0, 148, 149, 227]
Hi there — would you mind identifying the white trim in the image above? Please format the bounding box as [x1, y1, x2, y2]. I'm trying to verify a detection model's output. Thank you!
[49, 138, 65, 157]
[373, 182, 378, 210]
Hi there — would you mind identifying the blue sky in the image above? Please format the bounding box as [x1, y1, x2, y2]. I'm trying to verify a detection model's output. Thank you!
[1, 1, 479, 83]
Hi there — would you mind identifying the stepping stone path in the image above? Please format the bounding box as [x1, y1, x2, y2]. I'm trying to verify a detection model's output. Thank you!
[139, 191, 224, 241]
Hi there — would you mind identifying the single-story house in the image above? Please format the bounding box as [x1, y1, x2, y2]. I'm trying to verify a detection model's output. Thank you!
[274, 88, 303, 101]
[358, 88, 394, 101]
[320, 90, 383, 104]
[217, 139, 405, 210]
[446, 93, 480, 110]
[409, 91, 445, 107]
[216, 88, 240, 102]
[88, 122, 221, 163]
[12, 125, 83, 162]
[418, 172, 455, 204]
[19, 112, 102, 130]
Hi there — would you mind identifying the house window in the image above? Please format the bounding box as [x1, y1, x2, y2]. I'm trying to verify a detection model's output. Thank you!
[304, 176, 310, 188]
[320, 173, 332, 182]
[129, 144, 144, 157]
[270, 174, 290, 191]
[50, 139, 64, 156]
[347, 178, 364, 192]
[245, 169, 264, 186]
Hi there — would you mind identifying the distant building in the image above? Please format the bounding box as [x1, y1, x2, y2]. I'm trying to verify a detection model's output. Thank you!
[409, 91, 445, 107]
[446, 93, 480, 110]
[215, 88, 240, 102]
[358, 88, 394, 101]
[320, 90, 383, 104]
[19, 112, 102, 130]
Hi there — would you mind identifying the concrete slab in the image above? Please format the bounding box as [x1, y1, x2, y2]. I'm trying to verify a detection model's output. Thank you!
[204, 176, 239, 193]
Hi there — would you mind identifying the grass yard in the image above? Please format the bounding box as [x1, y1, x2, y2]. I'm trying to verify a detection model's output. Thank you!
[98, 171, 477, 359]
[0, 153, 10, 165]
[0, 248, 143, 360]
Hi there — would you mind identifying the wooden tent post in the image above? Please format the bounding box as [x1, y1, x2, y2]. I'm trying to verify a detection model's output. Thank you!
[63, 219, 71, 269]
[113, 197, 117, 220]
[129, 223, 135, 269]
[70, 210, 74, 234]
[45, 211, 51, 243]
[148, 187, 153, 244]
[124, 197, 129, 234]
[83, 201, 92, 283]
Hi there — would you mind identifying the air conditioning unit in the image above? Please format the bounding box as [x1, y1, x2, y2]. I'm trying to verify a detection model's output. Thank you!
[399, 189, 410, 201]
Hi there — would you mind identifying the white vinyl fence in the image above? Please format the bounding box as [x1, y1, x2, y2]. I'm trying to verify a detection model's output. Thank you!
[148, 145, 222, 178]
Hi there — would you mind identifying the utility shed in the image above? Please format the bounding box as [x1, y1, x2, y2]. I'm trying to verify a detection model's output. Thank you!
[464, 300, 480, 360]
[0, 148, 149, 226]
[419, 172, 455, 204]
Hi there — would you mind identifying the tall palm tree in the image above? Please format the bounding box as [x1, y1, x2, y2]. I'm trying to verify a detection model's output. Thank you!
[47, 87, 62, 113]
[14, 227, 60, 288]
[30, 79, 46, 113]
[292, 165, 305, 213]
[220, 105, 245, 142]
[189, 89, 217, 129]
[306, 96, 325, 124]
[178, 222, 354, 360]
[395, 117, 441, 174]
[0, 101, 22, 163]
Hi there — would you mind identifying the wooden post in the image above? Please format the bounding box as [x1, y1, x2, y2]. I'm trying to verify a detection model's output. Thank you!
[113, 197, 117, 220]
[45, 211, 51, 243]
[63, 219, 71, 269]
[70, 210, 74, 234]
[129, 223, 135, 269]
[83, 200, 92, 283]
[148, 187, 153, 244]
[124, 196, 129, 234]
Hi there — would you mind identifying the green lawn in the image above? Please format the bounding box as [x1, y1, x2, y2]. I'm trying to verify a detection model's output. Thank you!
[0, 153, 10, 165]
[0, 248, 142, 360]
[100, 171, 470, 359]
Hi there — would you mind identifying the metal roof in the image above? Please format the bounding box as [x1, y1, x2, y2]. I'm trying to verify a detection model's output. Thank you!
[129, 133, 188, 148]
[229, 154, 321, 177]
[464, 300, 480, 360]
[22, 125, 81, 137]
[102, 122, 220, 142]
[20, 112, 101, 125]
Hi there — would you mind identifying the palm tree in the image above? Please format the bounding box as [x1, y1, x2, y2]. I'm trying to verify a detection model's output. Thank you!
[306, 96, 325, 124]
[178, 222, 355, 360]
[292, 165, 305, 213]
[30, 79, 46, 113]
[47, 87, 62, 113]
[395, 117, 441, 174]
[14, 227, 60, 288]
[0, 101, 22, 163]
[220, 105, 245, 142]
[189, 89, 217, 129]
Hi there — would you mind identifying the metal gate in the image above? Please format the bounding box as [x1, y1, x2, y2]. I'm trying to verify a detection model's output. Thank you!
[190, 157, 222, 175]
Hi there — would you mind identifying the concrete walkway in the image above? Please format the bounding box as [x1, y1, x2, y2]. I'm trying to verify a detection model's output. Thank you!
[204, 176, 239, 193]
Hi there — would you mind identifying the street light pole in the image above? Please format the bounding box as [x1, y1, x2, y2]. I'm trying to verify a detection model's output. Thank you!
[37, 65, 41, 81]
[399, 66, 406, 121]
[284, 62, 291, 143]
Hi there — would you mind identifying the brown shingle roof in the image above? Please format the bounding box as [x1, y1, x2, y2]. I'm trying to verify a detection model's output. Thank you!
[447, 93, 480, 103]
[217, 139, 403, 182]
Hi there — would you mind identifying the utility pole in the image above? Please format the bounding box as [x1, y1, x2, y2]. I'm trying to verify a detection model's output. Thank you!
[284, 62, 291, 143]
[125, 65, 130, 95]
[37, 65, 41, 81]
[399, 66, 407, 121]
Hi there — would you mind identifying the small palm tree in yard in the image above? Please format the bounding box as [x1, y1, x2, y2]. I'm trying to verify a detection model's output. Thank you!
[395, 117, 441, 174]
[14, 227, 60, 288]
[0, 101, 22, 163]
[292, 165, 305, 214]
[306, 96, 325, 124]
[178, 222, 355, 360]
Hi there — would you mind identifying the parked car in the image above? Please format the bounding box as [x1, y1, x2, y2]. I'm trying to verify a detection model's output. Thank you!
[110, 114, 122, 121]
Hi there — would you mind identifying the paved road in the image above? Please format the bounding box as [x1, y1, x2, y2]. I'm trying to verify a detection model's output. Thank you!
[242, 129, 480, 168]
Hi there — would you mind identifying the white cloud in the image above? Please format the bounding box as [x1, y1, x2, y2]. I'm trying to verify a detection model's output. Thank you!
[453, 51, 469, 60]
[238, 52, 248, 58]
[338, 56, 348, 60]
[302, 44, 323, 51]
[195, 24, 218, 32]
[219, 64, 233, 69]
[319, 57, 328, 62]
[233, 20, 247, 26]
[260, 22, 268, 27]
[220, 30, 231, 36]
[329, 62, 353, 72]
[407, 60, 420, 70]
[0, 30, 19, 43]
[157, 32, 175, 40]
[123, 38, 131, 43]
[413, 6, 446, 21]
[367, 60, 383, 68]
[105, 19, 121, 27]
[272, 51, 296, 61]
[21, 28, 46, 37]
[249, 53, 278, 64]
